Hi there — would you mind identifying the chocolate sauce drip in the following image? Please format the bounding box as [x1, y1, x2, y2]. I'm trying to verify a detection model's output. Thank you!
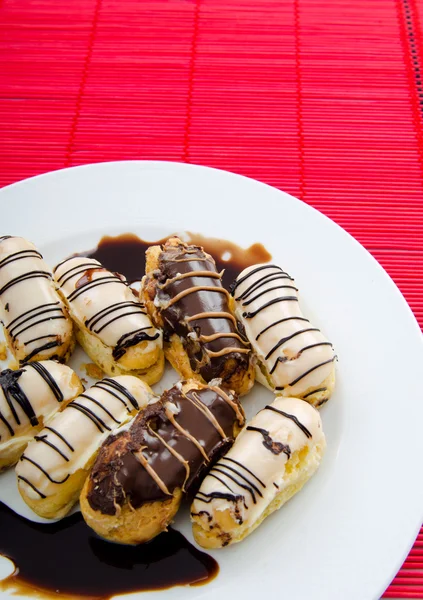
[0, 502, 218, 597]
[87, 385, 244, 515]
[150, 240, 251, 382]
[0, 368, 37, 435]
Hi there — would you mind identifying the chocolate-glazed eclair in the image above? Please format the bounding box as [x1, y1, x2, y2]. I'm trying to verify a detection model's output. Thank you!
[142, 237, 254, 395]
[191, 397, 326, 548]
[231, 264, 336, 407]
[16, 376, 155, 519]
[0, 361, 83, 471]
[53, 256, 164, 385]
[0, 236, 74, 364]
[80, 380, 245, 545]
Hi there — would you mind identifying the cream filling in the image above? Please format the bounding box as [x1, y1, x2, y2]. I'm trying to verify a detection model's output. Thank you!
[0, 237, 73, 357]
[16, 376, 157, 499]
[54, 256, 162, 355]
[0, 360, 82, 444]
[233, 264, 334, 394]
[191, 397, 325, 529]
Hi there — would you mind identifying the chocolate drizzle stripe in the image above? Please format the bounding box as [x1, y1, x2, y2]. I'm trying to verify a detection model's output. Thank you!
[53, 255, 84, 273]
[264, 405, 312, 438]
[23, 334, 56, 345]
[93, 309, 148, 335]
[275, 356, 336, 390]
[246, 426, 291, 458]
[168, 286, 230, 307]
[0, 410, 14, 436]
[58, 264, 101, 287]
[67, 276, 125, 302]
[28, 362, 64, 403]
[12, 315, 67, 340]
[22, 340, 60, 364]
[93, 383, 131, 412]
[231, 264, 288, 294]
[0, 249, 43, 270]
[67, 403, 111, 433]
[241, 285, 299, 307]
[0, 271, 52, 297]
[0, 368, 38, 429]
[256, 316, 310, 341]
[78, 394, 122, 424]
[85, 301, 144, 329]
[265, 328, 320, 361]
[213, 462, 263, 497]
[298, 342, 333, 356]
[302, 387, 327, 399]
[8, 305, 62, 337]
[44, 426, 75, 451]
[205, 472, 236, 492]
[242, 296, 298, 319]
[194, 490, 244, 504]
[34, 435, 70, 462]
[99, 378, 139, 410]
[236, 272, 295, 301]
[17, 475, 46, 498]
[0, 236, 13, 242]
[19, 455, 70, 484]
[221, 456, 266, 488]
[210, 466, 258, 503]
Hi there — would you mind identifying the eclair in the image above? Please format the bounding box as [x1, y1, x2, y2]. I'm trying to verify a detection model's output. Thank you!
[16, 375, 155, 519]
[142, 237, 255, 396]
[0, 361, 83, 471]
[191, 397, 325, 548]
[53, 256, 164, 385]
[230, 264, 336, 406]
[80, 380, 245, 545]
[0, 236, 74, 364]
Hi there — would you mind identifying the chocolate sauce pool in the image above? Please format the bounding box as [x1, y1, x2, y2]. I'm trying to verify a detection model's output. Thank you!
[0, 503, 218, 599]
[0, 232, 271, 599]
[85, 232, 271, 288]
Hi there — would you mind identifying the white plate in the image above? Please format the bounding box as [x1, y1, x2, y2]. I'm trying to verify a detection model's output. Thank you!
[0, 161, 422, 600]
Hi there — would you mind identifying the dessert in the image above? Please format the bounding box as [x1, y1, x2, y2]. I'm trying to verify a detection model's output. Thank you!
[0, 361, 82, 471]
[53, 256, 164, 384]
[191, 397, 325, 548]
[0, 236, 74, 364]
[16, 375, 155, 519]
[142, 237, 254, 395]
[80, 380, 245, 544]
[231, 264, 335, 406]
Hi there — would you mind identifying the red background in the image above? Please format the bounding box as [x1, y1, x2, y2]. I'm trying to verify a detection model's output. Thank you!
[1, 0, 423, 596]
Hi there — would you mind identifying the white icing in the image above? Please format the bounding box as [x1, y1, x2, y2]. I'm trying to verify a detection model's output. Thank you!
[233, 264, 335, 395]
[53, 256, 162, 358]
[16, 375, 156, 500]
[191, 397, 325, 531]
[0, 360, 81, 447]
[0, 237, 73, 361]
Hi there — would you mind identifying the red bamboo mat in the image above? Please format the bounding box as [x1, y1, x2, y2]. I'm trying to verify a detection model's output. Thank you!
[0, 0, 423, 596]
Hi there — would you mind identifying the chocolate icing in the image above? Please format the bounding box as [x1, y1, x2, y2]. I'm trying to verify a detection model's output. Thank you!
[87, 384, 244, 515]
[151, 240, 251, 382]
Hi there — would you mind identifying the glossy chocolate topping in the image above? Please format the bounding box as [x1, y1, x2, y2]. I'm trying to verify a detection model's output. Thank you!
[87, 384, 244, 515]
[153, 240, 251, 381]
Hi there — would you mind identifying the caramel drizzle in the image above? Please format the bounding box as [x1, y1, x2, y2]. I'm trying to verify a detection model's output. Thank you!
[186, 311, 237, 326]
[134, 448, 171, 496]
[189, 391, 227, 439]
[234, 264, 334, 389]
[168, 285, 230, 307]
[18, 379, 138, 498]
[147, 426, 191, 489]
[205, 346, 250, 358]
[164, 404, 210, 462]
[209, 385, 245, 426]
[159, 270, 222, 289]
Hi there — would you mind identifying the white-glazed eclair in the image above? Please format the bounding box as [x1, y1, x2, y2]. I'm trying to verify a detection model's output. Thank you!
[230, 264, 336, 406]
[16, 375, 155, 519]
[53, 256, 164, 385]
[0, 361, 83, 471]
[0, 236, 74, 364]
[191, 397, 325, 548]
